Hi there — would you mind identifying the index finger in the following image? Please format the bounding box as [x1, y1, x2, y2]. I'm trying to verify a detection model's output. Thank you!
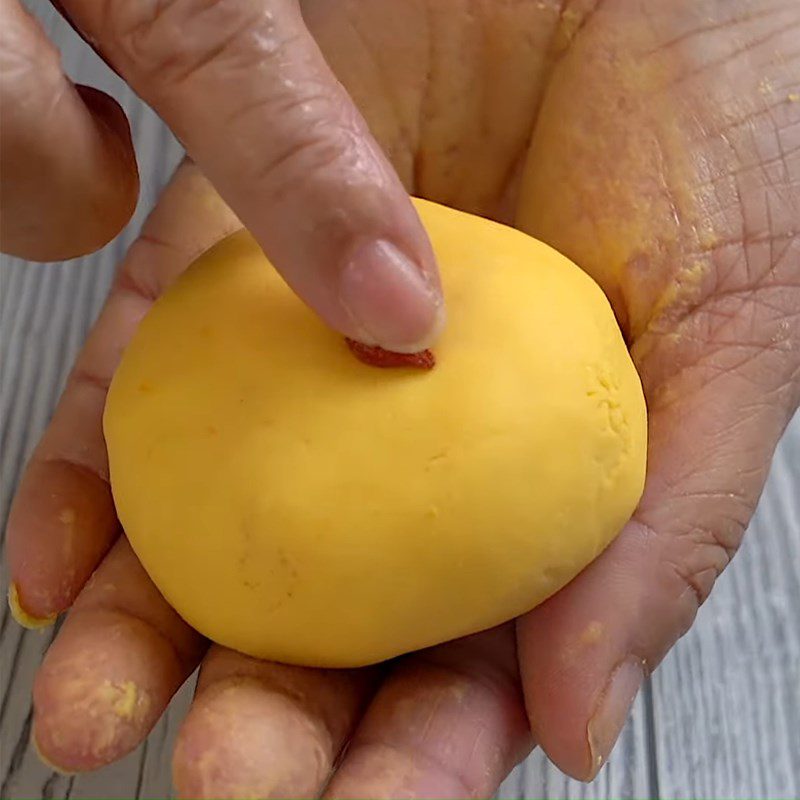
[58, 0, 445, 353]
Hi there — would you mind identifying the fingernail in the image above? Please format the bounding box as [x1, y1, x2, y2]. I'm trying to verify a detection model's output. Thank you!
[340, 240, 445, 353]
[8, 583, 57, 630]
[586, 657, 644, 780]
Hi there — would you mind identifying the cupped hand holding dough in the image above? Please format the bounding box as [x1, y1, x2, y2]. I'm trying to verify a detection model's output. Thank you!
[103, 198, 647, 668]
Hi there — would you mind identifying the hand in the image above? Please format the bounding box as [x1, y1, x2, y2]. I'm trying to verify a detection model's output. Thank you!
[7, 2, 800, 796]
[0, 0, 443, 351]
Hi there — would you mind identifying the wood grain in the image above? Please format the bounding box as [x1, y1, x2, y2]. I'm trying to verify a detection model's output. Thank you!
[1, 4, 798, 798]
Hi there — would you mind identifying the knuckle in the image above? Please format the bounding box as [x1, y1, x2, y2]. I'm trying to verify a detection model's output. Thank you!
[664, 518, 744, 612]
[102, 0, 265, 89]
[254, 122, 357, 195]
[238, 96, 370, 200]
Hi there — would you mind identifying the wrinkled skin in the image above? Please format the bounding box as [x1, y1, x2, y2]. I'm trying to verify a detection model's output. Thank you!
[6, 1, 800, 797]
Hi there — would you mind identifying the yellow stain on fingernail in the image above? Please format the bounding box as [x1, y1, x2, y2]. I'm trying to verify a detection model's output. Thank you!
[8, 583, 57, 630]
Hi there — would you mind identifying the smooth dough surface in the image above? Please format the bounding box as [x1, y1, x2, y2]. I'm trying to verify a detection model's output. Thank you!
[104, 198, 647, 667]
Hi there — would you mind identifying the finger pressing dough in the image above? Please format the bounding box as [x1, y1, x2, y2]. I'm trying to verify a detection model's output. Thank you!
[104, 198, 647, 667]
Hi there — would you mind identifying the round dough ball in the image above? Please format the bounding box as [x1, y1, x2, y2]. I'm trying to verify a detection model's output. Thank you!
[104, 198, 647, 668]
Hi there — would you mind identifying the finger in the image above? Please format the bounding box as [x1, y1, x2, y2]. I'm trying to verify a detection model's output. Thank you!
[33, 537, 206, 772]
[518, 366, 798, 780]
[0, 0, 138, 260]
[517, 278, 800, 780]
[6, 160, 240, 624]
[59, 0, 444, 352]
[172, 647, 378, 799]
[325, 626, 533, 799]
[512, 0, 800, 780]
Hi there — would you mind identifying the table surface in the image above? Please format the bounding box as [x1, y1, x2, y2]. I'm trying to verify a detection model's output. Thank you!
[1, 6, 799, 799]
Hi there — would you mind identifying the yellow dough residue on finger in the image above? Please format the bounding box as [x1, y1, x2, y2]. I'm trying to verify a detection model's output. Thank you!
[104, 198, 647, 668]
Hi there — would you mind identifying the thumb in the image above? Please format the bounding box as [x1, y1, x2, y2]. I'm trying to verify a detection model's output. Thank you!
[60, 0, 443, 351]
[516, 302, 800, 781]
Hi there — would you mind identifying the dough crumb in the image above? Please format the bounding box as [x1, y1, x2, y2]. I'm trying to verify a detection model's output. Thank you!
[7, 583, 56, 629]
[98, 679, 146, 721]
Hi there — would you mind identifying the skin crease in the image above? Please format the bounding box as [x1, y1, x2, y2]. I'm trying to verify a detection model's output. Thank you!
[4, 0, 799, 796]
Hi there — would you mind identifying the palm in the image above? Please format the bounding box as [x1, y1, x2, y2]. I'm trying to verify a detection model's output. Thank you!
[321, 0, 800, 653]
[8, 2, 799, 797]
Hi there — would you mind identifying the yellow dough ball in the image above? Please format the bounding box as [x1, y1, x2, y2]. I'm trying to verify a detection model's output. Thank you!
[104, 198, 647, 668]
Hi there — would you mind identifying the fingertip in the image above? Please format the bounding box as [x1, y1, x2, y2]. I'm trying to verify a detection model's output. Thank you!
[410, 299, 447, 353]
[173, 677, 333, 800]
[516, 525, 657, 782]
[8, 583, 57, 630]
[326, 628, 531, 799]
[5, 457, 119, 621]
[339, 239, 446, 353]
[33, 673, 149, 773]
[31, 729, 76, 777]
[33, 610, 182, 772]
[517, 607, 623, 781]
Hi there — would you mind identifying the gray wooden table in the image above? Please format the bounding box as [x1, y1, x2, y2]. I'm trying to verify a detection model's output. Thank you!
[2, 6, 799, 799]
